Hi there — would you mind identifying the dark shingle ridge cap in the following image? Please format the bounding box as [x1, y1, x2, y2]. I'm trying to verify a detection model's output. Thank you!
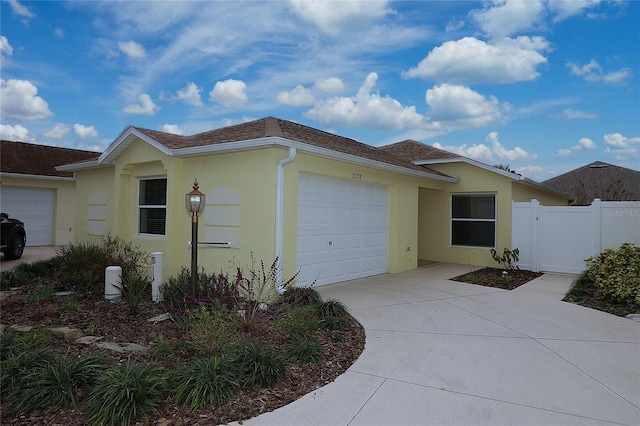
[380, 139, 462, 161]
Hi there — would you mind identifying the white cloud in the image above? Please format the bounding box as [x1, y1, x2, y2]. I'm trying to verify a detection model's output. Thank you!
[516, 165, 543, 177]
[425, 84, 505, 128]
[1, 36, 13, 56]
[445, 19, 464, 32]
[73, 124, 98, 140]
[54, 28, 64, 38]
[176, 82, 203, 106]
[603, 133, 640, 160]
[554, 108, 599, 120]
[123, 93, 160, 115]
[44, 123, 70, 140]
[0, 79, 53, 120]
[289, 0, 392, 36]
[305, 72, 423, 130]
[548, 0, 602, 22]
[567, 59, 631, 84]
[315, 77, 345, 93]
[118, 41, 146, 58]
[470, 0, 545, 39]
[434, 132, 536, 164]
[0, 123, 34, 142]
[209, 79, 248, 108]
[6, 0, 35, 20]
[553, 137, 597, 156]
[403, 36, 549, 85]
[162, 124, 183, 135]
[277, 85, 315, 106]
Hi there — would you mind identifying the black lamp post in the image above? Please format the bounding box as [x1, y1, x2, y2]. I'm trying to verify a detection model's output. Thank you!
[185, 179, 205, 298]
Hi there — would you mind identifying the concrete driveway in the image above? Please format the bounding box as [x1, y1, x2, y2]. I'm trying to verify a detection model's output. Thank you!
[0, 246, 58, 271]
[237, 263, 640, 426]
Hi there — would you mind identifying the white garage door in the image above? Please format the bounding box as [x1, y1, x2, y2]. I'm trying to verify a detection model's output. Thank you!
[1, 186, 54, 246]
[296, 173, 388, 286]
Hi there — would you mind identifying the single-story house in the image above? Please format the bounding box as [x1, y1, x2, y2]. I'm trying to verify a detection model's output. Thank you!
[542, 161, 640, 205]
[0, 140, 99, 247]
[57, 117, 571, 287]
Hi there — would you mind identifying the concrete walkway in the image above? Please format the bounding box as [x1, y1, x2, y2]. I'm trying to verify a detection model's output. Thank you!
[0, 246, 58, 271]
[236, 263, 640, 426]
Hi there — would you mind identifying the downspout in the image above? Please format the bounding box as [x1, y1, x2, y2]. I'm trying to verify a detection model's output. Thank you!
[275, 147, 297, 294]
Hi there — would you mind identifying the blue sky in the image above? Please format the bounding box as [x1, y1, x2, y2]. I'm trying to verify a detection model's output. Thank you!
[1, 0, 638, 181]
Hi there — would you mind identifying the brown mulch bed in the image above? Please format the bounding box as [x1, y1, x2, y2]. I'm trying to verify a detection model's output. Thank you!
[0, 281, 365, 425]
[450, 267, 543, 290]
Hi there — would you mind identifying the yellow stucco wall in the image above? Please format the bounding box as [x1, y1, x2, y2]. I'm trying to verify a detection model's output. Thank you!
[0, 176, 78, 245]
[511, 182, 571, 205]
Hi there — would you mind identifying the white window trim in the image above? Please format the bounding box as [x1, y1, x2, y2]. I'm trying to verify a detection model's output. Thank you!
[137, 177, 167, 237]
[450, 193, 497, 248]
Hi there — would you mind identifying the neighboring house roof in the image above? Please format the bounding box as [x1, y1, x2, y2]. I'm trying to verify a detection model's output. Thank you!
[542, 161, 640, 205]
[0, 140, 99, 179]
[380, 139, 573, 201]
[58, 117, 458, 183]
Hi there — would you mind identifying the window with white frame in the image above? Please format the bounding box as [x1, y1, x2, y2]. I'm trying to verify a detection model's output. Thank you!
[451, 194, 496, 248]
[138, 178, 167, 235]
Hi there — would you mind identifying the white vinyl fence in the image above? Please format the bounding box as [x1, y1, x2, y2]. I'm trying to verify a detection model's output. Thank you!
[512, 199, 640, 274]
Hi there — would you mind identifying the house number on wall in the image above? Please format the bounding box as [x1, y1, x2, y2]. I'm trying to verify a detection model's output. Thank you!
[352, 173, 362, 181]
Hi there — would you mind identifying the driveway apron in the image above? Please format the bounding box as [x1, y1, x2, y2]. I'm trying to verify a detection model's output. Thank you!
[235, 263, 640, 426]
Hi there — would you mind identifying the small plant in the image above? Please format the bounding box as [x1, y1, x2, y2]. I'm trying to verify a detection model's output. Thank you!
[565, 270, 597, 303]
[186, 304, 237, 354]
[0, 348, 60, 405]
[318, 315, 350, 331]
[490, 247, 520, 270]
[117, 273, 151, 314]
[30, 285, 56, 302]
[85, 363, 167, 426]
[63, 299, 80, 311]
[84, 323, 99, 336]
[280, 286, 322, 307]
[0, 269, 32, 290]
[275, 306, 318, 339]
[232, 343, 287, 388]
[172, 355, 239, 409]
[150, 334, 175, 361]
[286, 335, 324, 363]
[315, 298, 349, 319]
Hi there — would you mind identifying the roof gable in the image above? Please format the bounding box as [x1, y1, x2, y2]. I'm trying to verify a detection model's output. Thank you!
[0, 140, 99, 178]
[543, 161, 640, 205]
[380, 140, 461, 160]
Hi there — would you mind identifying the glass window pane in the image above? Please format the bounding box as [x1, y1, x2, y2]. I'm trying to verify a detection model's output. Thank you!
[139, 208, 166, 235]
[452, 221, 495, 247]
[452, 195, 495, 219]
[139, 179, 167, 206]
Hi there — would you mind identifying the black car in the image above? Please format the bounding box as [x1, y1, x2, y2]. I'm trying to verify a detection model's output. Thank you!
[1, 212, 26, 260]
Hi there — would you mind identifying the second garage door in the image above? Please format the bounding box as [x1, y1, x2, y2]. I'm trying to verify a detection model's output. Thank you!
[0, 186, 54, 246]
[296, 173, 388, 286]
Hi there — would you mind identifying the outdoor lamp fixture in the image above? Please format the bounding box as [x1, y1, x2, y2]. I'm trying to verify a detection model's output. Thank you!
[186, 179, 205, 298]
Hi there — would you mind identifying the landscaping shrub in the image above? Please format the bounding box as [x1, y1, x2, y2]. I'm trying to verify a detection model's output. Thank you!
[172, 355, 239, 409]
[184, 304, 238, 354]
[280, 286, 322, 307]
[232, 343, 287, 388]
[85, 363, 167, 426]
[118, 272, 151, 314]
[315, 298, 349, 319]
[1, 348, 60, 406]
[0, 268, 32, 290]
[57, 235, 149, 293]
[585, 243, 640, 305]
[7, 354, 110, 414]
[286, 335, 324, 363]
[490, 247, 520, 270]
[564, 270, 597, 303]
[275, 306, 318, 339]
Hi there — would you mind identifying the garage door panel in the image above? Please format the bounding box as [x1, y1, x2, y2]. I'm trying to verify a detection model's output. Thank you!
[1, 187, 54, 246]
[297, 173, 388, 286]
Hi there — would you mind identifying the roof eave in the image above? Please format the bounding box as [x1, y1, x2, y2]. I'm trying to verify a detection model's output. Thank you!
[1, 172, 77, 182]
[55, 160, 105, 172]
[174, 137, 459, 183]
[98, 127, 174, 165]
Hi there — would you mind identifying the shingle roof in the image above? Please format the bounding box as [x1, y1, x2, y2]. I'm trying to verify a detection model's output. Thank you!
[379, 140, 462, 160]
[542, 161, 640, 205]
[0, 140, 99, 178]
[134, 117, 453, 178]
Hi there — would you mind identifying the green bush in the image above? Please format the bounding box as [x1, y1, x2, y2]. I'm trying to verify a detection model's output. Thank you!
[85, 363, 166, 426]
[57, 235, 149, 293]
[0, 348, 60, 406]
[184, 305, 238, 354]
[7, 354, 110, 414]
[286, 335, 324, 364]
[232, 343, 287, 388]
[118, 273, 151, 314]
[280, 286, 322, 307]
[172, 355, 239, 409]
[585, 243, 640, 305]
[565, 270, 597, 303]
[315, 298, 349, 319]
[275, 306, 318, 339]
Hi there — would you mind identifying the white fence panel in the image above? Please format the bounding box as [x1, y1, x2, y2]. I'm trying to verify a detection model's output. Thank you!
[512, 199, 640, 274]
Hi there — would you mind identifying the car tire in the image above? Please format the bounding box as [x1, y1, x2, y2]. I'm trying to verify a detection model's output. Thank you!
[4, 233, 25, 260]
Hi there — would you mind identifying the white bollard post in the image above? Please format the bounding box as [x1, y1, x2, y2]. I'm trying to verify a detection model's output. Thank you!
[151, 252, 164, 302]
[105, 266, 122, 301]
